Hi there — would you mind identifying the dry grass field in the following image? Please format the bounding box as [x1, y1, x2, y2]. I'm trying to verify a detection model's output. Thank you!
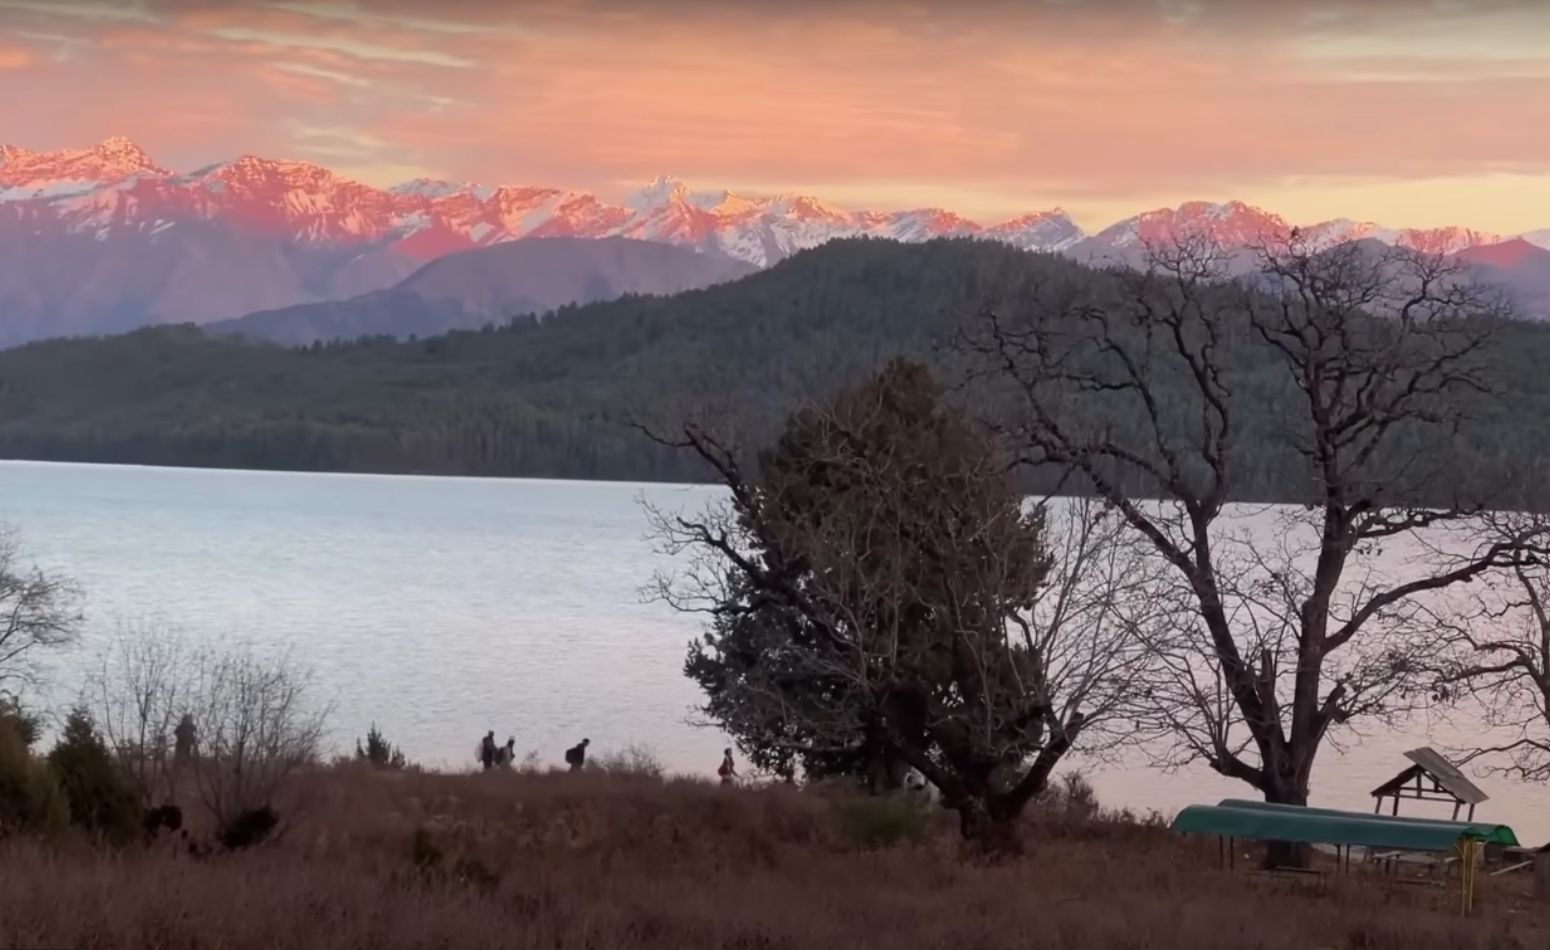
[0, 761, 1545, 950]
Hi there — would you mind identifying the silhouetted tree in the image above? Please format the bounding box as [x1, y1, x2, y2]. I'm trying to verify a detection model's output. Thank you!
[47, 708, 141, 848]
[0, 527, 82, 702]
[966, 233, 1543, 864]
[1434, 510, 1550, 781]
[648, 360, 1162, 854]
[355, 723, 407, 770]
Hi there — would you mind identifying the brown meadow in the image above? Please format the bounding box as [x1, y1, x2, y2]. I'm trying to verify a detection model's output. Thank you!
[0, 763, 1546, 950]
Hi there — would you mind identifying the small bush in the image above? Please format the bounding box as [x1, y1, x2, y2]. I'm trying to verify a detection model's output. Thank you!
[218, 806, 279, 851]
[0, 711, 67, 838]
[47, 708, 142, 848]
[355, 723, 407, 770]
[594, 744, 665, 779]
[835, 794, 930, 851]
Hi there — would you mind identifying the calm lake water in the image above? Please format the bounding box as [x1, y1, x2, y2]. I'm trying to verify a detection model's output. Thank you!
[5, 460, 1550, 843]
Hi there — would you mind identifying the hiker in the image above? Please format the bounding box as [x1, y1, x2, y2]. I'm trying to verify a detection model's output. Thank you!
[718, 748, 738, 786]
[174, 713, 196, 765]
[495, 737, 516, 768]
[480, 730, 497, 771]
[564, 738, 590, 772]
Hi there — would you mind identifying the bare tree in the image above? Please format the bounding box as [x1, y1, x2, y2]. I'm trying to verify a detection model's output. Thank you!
[963, 233, 1537, 858]
[85, 623, 198, 806]
[1433, 511, 1550, 781]
[186, 644, 330, 836]
[646, 360, 1166, 853]
[0, 527, 82, 701]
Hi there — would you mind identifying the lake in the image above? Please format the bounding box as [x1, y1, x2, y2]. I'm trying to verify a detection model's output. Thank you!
[5, 460, 1550, 843]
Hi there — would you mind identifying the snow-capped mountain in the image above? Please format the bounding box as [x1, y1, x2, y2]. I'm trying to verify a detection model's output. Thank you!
[0, 135, 168, 198]
[1520, 229, 1550, 251]
[0, 136, 1545, 346]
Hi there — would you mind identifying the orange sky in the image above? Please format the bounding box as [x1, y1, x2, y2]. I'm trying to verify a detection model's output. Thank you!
[3, 0, 1550, 232]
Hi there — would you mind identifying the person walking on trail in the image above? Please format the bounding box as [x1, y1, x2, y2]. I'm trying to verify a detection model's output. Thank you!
[564, 738, 590, 772]
[480, 730, 497, 771]
[495, 737, 516, 768]
[173, 713, 197, 766]
[718, 748, 738, 786]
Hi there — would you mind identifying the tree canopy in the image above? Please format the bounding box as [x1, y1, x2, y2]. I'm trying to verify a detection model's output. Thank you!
[654, 359, 1163, 852]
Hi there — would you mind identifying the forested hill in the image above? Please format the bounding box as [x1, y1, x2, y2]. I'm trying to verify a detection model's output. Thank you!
[2, 236, 1550, 506]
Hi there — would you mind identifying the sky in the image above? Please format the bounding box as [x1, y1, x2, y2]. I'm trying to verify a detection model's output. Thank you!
[2, 0, 1549, 233]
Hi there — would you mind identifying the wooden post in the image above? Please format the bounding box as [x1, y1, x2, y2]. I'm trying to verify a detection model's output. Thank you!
[1534, 852, 1550, 902]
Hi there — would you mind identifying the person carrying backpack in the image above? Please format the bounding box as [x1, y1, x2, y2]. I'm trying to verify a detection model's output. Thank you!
[564, 737, 590, 772]
[718, 748, 738, 786]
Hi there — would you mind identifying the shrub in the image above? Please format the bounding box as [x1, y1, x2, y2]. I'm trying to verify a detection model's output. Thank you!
[355, 723, 407, 770]
[187, 645, 328, 832]
[218, 806, 279, 851]
[835, 794, 931, 851]
[595, 744, 665, 779]
[0, 711, 67, 838]
[46, 708, 142, 848]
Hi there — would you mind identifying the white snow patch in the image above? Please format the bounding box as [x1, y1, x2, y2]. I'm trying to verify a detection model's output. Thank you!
[392, 211, 432, 231]
[391, 179, 465, 199]
[0, 180, 103, 202]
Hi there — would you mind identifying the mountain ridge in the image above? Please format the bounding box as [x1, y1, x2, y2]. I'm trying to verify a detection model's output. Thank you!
[2, 136, 1549, 346]
[208, 236, 758, 345]
[8, 137, 1544, 266]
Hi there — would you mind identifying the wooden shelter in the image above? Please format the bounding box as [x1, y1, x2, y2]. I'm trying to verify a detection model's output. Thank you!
[1371, 747, 1488, 822]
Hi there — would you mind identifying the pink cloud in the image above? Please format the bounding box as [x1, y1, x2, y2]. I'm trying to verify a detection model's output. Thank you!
[0, 43, 35, 68]
[1, 0, 1548, 232]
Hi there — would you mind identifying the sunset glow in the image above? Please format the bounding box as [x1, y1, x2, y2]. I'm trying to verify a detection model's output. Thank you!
[3, 0, 1550, 231]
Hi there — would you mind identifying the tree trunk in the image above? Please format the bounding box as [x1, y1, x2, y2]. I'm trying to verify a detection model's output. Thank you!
[862, 742, 909, 795]
[956, 797, 1024, 860]
[1261, 783, 1311, 869]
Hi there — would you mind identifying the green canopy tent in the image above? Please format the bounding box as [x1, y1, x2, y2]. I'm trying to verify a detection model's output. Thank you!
[1170, 800, 1518, 913]
[1172, 802, 1518, 853]
[1212, 799, 1519, 848]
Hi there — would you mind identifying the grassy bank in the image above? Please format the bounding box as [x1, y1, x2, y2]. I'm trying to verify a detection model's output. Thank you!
[1, 763, 1545, 950]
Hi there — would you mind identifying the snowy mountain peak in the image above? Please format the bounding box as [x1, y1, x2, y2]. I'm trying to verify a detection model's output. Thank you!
[1096, 200, 1288, 248]
[390, 178, 468, 199]
[988, 209, 1085, 250]
[92, 135, 155, 165]
[628, 175, 692, 210]
[767, 193, 847, 220]
[0, 135, 167, 189]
